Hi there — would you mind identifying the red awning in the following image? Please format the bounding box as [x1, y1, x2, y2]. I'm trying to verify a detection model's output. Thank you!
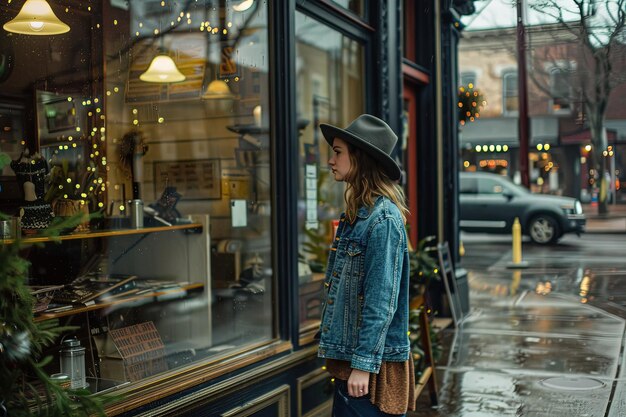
[560, 129, 617, 145]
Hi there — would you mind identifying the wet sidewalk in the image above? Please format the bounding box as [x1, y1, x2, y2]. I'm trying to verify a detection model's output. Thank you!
[584, 203, 626, 234]
[411, 236, 626, 417]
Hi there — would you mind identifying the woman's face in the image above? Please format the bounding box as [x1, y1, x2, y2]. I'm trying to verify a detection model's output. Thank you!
[328, 138, 352, 182]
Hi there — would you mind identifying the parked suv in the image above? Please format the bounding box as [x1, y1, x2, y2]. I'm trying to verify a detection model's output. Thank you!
[459, 172, 586, 244]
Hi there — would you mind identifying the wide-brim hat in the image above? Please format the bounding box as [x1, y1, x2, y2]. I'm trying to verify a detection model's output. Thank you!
[320, 114, 401, 181]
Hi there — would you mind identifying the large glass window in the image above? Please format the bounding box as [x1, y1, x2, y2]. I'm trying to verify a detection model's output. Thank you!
[0, 0, 273, 392]
[294, 12, 364, 336]
[550, 68, 571, 112]
[502, 70, 518, 114]
[460, 71, 477, 87]
[331, 0, 367, 18]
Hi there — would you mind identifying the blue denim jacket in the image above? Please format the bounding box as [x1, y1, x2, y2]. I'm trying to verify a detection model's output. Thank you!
[317, 196, 410, 374]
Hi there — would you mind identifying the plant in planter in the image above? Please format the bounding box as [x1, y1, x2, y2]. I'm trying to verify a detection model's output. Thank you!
[0, 152, 113, 416]
[44, 160, 101, 232]
[407, 235, 443, 380]
[408, 235, 440, 299]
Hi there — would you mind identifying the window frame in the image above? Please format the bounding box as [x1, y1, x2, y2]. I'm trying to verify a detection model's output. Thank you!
[502, 69, 519, 116]
[549, 67, 572, 114]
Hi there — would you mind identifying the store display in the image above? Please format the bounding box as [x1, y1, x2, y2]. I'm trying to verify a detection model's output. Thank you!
[59, 338, 87, 389]
[11, 150, 54, 232]
[51, 275, 138, 305]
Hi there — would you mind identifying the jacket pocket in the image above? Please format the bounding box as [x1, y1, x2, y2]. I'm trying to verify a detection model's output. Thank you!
[343, 241, 363, 345]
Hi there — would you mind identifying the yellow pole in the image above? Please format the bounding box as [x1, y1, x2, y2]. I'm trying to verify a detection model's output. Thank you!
[512, 217, 522, 264]
[507, 217, 528, 268]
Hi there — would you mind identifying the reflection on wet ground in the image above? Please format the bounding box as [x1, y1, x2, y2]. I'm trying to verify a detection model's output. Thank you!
[410, 236, 626, 417]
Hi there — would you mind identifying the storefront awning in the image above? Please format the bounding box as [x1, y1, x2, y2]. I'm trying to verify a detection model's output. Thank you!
[560, 128, 617, 145]
[459, 116, 558, 147]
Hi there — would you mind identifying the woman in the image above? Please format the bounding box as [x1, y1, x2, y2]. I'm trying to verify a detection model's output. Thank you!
[318, 114, 415, 416]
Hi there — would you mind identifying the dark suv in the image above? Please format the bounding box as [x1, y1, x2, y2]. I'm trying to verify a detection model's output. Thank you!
[459, 172, 586, 244]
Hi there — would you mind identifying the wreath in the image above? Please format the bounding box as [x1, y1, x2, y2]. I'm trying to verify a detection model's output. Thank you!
[458, 83, 486, 125]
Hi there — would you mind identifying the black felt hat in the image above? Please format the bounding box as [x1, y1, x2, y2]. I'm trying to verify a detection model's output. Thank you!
[320, 114, 401, 181]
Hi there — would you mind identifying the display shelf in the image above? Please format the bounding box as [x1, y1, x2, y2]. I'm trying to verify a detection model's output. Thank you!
[35, 282, 205, 322]
[2, 223, 202, 244]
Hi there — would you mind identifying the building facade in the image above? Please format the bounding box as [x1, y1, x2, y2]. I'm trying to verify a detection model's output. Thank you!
[0, 0, 473, 415]
[458, 24, 626, 203]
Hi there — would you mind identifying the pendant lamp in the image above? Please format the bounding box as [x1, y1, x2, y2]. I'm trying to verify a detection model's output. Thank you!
[3, 0, 70, 35]
[201, 79, 234, 100]
[233, 0, 254, 12]
[139, 53, 185, 83]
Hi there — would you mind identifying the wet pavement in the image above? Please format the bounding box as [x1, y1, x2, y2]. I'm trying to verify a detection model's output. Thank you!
[410, 233, 626, 417]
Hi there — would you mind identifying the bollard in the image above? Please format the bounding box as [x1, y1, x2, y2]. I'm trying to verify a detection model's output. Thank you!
[512, 217, 522, 263]
[507, 217, 529, 268]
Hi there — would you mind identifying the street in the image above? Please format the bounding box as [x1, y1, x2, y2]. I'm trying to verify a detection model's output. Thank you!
[411, 232, 626, 417]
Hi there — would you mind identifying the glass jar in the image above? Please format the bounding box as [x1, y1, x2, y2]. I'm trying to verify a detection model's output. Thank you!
[59, 338, 87, 389]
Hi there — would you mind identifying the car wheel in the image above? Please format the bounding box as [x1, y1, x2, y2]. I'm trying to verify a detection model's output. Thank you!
[528, 214, 560, 245]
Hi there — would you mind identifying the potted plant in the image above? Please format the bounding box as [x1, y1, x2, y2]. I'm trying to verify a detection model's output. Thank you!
[407, 235, 443, 380]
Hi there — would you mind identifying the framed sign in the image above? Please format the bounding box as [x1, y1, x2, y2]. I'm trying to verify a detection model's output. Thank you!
[153, 159, 221, 200]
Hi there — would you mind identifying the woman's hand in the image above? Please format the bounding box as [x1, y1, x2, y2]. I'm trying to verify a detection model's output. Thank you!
[347, 368, 370, 397]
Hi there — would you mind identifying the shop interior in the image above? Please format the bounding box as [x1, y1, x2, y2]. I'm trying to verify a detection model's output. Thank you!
[0, 0, 279, 391]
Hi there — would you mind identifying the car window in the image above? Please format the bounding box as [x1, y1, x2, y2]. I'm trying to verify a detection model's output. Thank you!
[477, 178, 505, 195]
[460, 177, 478, 194]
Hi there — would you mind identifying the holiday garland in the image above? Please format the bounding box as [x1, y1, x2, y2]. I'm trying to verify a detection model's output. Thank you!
[458, 83, 487, 125]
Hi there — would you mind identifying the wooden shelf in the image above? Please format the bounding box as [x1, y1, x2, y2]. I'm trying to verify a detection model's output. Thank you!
[35, 282, 205, 322]
[3, 223, 202, 244]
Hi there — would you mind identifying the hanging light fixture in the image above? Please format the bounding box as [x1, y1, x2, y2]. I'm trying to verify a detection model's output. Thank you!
[201, 79, 235, 100]
[3, 0, 70, 35]
[232, 0, 254, 12]
[139, 52, 185, 83]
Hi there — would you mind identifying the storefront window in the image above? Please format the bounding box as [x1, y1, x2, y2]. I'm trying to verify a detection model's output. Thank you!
[331, 0, 366, 18]
[0, 0, 273, 392]
[294, 12, 364, 336]
[502, 70, 518, 114]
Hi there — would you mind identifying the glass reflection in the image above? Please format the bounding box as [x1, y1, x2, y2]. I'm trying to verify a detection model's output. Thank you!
[295, 11, 364, 335]
[0, 0, 273, 390]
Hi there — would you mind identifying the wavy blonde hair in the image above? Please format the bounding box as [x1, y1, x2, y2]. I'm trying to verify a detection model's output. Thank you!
[343, 144, 409, 224]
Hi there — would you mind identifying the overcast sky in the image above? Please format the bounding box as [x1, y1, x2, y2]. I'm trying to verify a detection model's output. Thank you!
[461, 0, 581, 30]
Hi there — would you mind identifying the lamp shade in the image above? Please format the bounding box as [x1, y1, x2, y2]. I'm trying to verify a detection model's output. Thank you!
[233, 0, 254, 12]
[201, 79, 234, 100]
[139, 54, 186, 83]
[3, 0, 70, 35]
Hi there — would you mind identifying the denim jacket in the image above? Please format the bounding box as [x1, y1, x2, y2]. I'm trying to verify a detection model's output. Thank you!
[317, 196, 411, 374]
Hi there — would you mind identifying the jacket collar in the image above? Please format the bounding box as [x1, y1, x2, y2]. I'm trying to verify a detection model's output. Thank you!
[355, 196, 384, 219]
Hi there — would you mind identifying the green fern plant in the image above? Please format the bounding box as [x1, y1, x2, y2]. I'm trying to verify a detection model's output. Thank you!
[0, 152, 115, 416]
